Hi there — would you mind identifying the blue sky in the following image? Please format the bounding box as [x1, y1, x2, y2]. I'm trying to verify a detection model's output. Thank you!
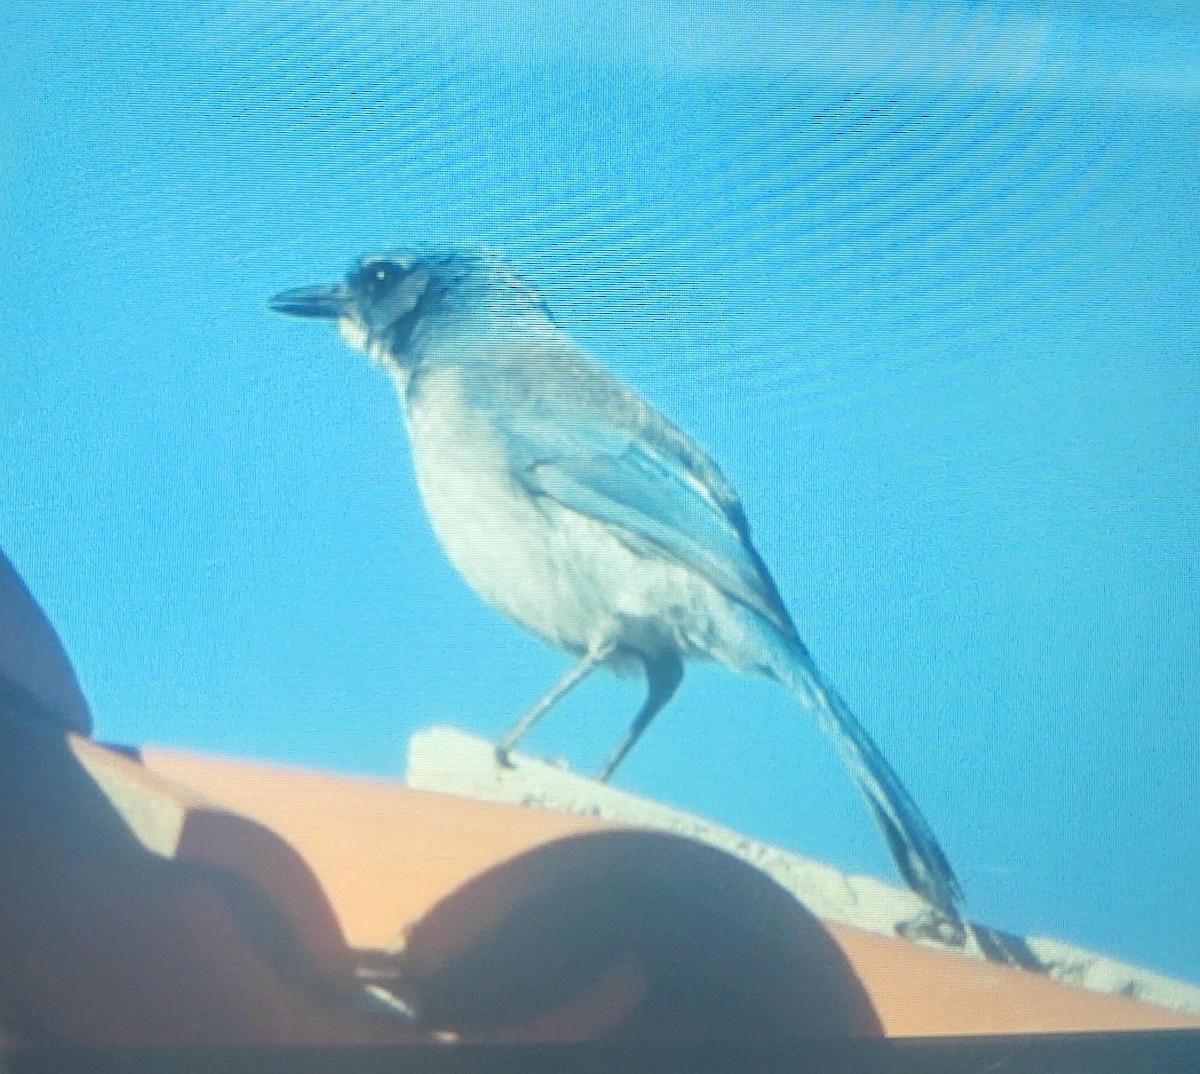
[3, 1, 1198, 984]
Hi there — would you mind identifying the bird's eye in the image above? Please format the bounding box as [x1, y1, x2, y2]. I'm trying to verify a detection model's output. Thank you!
[361, 261, 402, 300]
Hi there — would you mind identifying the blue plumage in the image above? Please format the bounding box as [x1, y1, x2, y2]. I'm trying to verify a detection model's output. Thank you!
[270, 246, 966, 927]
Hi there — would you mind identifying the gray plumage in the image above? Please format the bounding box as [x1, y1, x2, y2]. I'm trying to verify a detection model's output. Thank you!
[270, 246, 965, 924]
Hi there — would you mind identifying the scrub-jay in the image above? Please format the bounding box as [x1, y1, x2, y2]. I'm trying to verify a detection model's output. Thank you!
[270, 247, 965, 925]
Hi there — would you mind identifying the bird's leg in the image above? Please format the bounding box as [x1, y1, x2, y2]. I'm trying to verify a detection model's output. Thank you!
[596, 653, 683, 782]
[494, 637, 619, 768]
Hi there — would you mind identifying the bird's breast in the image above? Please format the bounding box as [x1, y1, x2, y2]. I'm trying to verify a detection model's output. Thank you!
[403, 369, 596, 652]
[400, 364, 740, 667]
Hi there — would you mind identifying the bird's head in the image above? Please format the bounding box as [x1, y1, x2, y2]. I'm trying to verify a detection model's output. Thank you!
[269, 246, 548, 370]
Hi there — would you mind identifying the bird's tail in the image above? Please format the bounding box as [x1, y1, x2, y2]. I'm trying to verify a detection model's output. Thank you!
[763, 632, 964, 922]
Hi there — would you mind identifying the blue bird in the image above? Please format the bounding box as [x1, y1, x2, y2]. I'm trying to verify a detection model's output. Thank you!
[270, 247, 966, 926]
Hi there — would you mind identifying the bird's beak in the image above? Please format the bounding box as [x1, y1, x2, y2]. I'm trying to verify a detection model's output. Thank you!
[268, 284, 346, 320]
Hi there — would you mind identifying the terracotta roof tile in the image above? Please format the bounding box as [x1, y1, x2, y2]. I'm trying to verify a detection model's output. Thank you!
[3, 547, 1197, 1046]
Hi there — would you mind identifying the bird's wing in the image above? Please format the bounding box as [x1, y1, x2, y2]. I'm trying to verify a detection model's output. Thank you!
[508, 416, 794, 635]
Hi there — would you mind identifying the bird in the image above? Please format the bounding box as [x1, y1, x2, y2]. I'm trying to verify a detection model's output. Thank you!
[269, 246, 966, 927]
